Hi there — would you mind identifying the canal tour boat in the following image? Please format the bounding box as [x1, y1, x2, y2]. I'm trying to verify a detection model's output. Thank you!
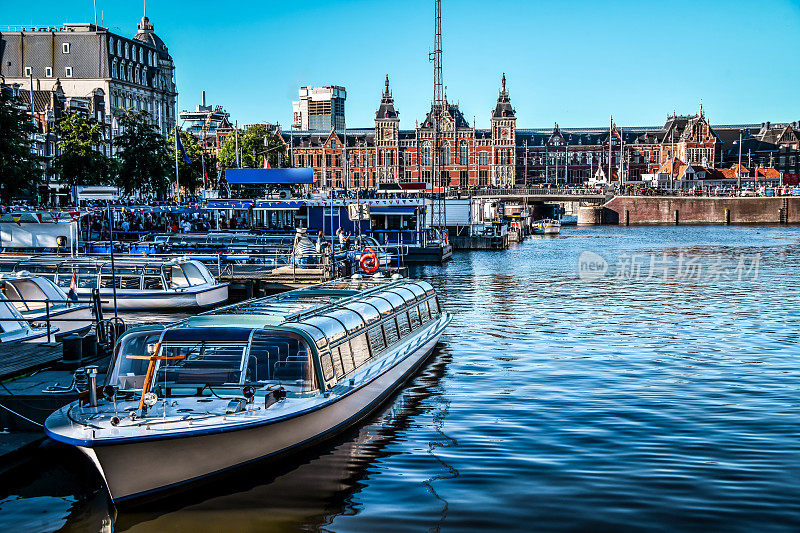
[0, 257, 228, 310]
[44, 275, 451, 504]
[0, 274, 93, 339]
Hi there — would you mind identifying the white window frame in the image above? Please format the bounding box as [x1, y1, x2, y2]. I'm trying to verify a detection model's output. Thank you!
[65, 67, 73, 78]
[24, 66, 31, 77]
[62, 42, 70, 54]
[45, 67, 52, 78]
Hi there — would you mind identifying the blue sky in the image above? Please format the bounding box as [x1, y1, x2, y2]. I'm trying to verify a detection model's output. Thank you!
[7, 0, 800, 129]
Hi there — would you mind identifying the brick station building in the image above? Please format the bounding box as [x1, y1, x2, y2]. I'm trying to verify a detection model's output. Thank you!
[282, 76, 795, 189]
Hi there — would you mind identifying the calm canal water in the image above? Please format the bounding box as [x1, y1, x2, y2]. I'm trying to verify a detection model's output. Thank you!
[2, 225, 800, 532]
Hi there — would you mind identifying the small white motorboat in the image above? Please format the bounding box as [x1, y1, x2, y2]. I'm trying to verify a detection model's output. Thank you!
[45, 275, 451, 504]
[0, 257, 229, 310]
[532, 219, 561, 235]
[0, 273, 93, 338]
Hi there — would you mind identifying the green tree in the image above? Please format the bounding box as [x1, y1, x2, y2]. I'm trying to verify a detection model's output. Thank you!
[114, 109, 171, 198]
[0, 88, 44, 202]
[51, 111, 115, 186]
[218, 124, 287, 169]
[166, 128, 218, 194]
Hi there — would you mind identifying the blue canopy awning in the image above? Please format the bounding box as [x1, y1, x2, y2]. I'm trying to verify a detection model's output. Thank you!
[253, 200, 304, 211]
[207, 200, 254, 210]
[225, 168, 313, 184]
[369, 207, 418, 216]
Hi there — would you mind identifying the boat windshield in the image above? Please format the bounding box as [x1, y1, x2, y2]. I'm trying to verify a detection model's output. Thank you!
[2, 278, 66, 311]
[170, 262, 213, 288]
[154, 342, 248, 388]
[0, 298, 28, 333]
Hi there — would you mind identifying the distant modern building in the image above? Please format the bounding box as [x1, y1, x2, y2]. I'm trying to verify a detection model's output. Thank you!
[0, 15, 177, 149]
[292, 86, 346, 131]
[179, 91, 232, 156]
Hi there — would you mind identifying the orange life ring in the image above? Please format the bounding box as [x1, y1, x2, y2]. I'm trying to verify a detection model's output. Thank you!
[359, 247, 379, 273]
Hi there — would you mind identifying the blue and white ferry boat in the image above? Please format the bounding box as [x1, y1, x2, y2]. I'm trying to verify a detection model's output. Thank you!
[45, 275, 451, 503]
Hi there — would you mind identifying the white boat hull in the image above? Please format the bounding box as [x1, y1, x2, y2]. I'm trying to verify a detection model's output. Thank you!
[25, 305, 93, 339]
[542, 226, 560, 235]
[75, 327, 443, 503]
[76, 284, 229, 310]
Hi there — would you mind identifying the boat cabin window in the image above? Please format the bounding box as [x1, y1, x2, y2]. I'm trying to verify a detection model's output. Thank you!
[142, 267, 165, 290]
[57, 267, 97, 289]
[384, 318, 399, 345]
[336, 341, 355, 374]
[419, 302, 431, 322]
[155, 343, 248, 388]
[397, 312, 411, 336]
[99, 266, 141, 289]
[108, 330, 164, 390]
[351, 333, 371, 367]
[429, 297, 440, 315]
[367, 326, 386, 354]
[409, 306, 421, 328]
[246, 331, 315, 392]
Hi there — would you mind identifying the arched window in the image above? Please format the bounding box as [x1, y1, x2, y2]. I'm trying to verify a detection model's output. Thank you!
[111, 59, 117, 78]
[420, 141, 431, 166]
[135, 66, 140, 84]
[124, 42, 129, 59]
[138, 47, 143, 63]
[459, 140, 469, 165]
[127, 64, 132, 81]
[442, 143, 450, 166]
[109, 37, 114, 55]
[117, 41, 122, 56]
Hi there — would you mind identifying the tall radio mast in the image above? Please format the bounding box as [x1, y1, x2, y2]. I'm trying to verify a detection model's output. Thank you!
[429, 0, 447, 232]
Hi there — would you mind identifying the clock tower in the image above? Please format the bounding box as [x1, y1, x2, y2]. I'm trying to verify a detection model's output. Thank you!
[491, 73, 517, 186]
[375, 75, 400, 183]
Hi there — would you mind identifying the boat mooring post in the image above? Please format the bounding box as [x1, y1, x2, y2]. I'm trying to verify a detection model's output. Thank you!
[45, 300, 51, 343]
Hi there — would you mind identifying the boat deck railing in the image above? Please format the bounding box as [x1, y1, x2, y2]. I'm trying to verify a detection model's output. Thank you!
[2, 293, 124, 347]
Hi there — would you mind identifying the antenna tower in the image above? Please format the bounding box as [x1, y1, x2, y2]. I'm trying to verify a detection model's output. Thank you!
[429, 0, 447, 232]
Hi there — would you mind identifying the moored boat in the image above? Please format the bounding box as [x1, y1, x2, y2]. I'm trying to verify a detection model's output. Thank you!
[44, 275, 451, 503]
[0, 273, 93, 338]
[532, 219, 561, 235]
[0, 257, 228, 310]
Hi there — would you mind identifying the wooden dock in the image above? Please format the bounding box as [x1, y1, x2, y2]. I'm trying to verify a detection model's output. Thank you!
[0, 342, 65, 382]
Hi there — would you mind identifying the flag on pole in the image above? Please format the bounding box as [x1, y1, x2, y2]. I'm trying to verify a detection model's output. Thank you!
[264, 156, 271, 169]
[176, 131, 191, 164]
[12, 215, 21, 226]
[67, 272, 78, 302]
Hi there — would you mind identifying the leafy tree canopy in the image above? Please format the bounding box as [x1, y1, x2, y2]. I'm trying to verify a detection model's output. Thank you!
[166, 128, 217, 195]
[52, 111, 116, 187]
[0, 88, 44, 202]
[218, 124, 287, 169]
[114, 109, 171, 198]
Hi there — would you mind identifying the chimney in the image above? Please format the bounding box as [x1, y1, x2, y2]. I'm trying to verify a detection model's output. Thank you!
[202, 90, 206, 107]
